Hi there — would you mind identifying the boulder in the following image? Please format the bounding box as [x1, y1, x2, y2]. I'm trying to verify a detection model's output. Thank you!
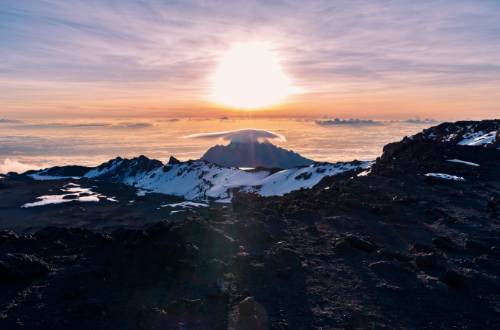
[442, 269, 466, 289]
[433, 236, 458, 252]
[376, 248, 411, 262]
[409, 242, 435, 254]
[0, 230, 18, 244]
[344, 234, 376, 252]
[266, 243, 302, 270]
[234, 297, 269, 330]
[415, 253, 438, 269]
[369, 260, 415, 285]
[465, 239, 491, 254]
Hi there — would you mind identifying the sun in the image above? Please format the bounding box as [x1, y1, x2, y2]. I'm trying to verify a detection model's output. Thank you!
[210, 42, 298, 109]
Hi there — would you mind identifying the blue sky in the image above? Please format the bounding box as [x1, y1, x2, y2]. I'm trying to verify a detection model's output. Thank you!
[1, 0, 500, 119]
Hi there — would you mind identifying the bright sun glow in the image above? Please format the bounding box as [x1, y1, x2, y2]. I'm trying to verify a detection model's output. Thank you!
[211, 42, 298, 109]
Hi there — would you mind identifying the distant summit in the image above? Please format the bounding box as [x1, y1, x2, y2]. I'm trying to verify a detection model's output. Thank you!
[186, 128, 313, 168]
[201, 141, 313, 169]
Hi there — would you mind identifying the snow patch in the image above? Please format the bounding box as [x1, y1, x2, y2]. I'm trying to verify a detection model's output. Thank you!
[21, 183, 116, 208]
[161, 201, 209, 208]
[458, 131, 496, 146]
[446, 159, 480, 167]
[357, 169, 372, 177]
[424, 173, 465, 181]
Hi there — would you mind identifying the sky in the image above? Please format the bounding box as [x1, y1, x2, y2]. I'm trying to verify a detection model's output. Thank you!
[1, 0, 500, 120]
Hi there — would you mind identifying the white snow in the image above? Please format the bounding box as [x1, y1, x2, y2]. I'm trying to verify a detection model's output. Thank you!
[446, 159, 480, 167]
[118, 160, 272, 201]
[458, 131, 496, 146]
[357, 169, 372, 177]
[77, 195, 100, 202]
[161, 201, 209, 208]
[82, 158, 372, 202]
[22, 195, 73, 207]
[21, 183, 116, 208]
[243, 162, 372, 197]
[424, 173, 466, 181]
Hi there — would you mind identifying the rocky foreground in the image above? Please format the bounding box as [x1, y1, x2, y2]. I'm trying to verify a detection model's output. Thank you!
[1, 120, 500, 329]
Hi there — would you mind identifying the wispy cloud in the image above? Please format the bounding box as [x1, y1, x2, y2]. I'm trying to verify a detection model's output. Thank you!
[185, 128, 286, 143]
[0, 118, 23, 123]
[315, 118, 382, 126]
[0, 158, 40, 174]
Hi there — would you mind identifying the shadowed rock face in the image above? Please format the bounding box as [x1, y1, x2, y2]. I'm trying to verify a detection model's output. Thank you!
[201, 141, 313, 169]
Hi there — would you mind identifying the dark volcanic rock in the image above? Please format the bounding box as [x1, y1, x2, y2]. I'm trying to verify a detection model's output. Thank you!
[0, 253, 51, 282]
[342, 234, 377, 252]
[266, 243, 302, 271]
[442, 269, 467, 288]
[232, 297, 269, 330]
[415, 253, 438, 269]
[433, 236, 459, 252]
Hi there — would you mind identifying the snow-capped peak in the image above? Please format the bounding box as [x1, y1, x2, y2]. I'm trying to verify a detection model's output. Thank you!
[31, 156, 371, 202]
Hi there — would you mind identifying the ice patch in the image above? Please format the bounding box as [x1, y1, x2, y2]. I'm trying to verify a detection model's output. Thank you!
[446, 159, 480, 167]
[424, 173, 465, 181]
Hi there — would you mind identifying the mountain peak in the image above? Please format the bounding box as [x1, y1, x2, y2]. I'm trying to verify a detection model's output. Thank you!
[168, 156, 181, 165]
[201, 140, 313, 169]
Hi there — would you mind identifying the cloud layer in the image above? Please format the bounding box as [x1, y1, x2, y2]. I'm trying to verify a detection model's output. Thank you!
[0, 159, 40, 174]
[185, 129, 286, 143]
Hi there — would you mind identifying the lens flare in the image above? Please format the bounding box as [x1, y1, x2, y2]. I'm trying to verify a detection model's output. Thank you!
[211, 42, 298, 109]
